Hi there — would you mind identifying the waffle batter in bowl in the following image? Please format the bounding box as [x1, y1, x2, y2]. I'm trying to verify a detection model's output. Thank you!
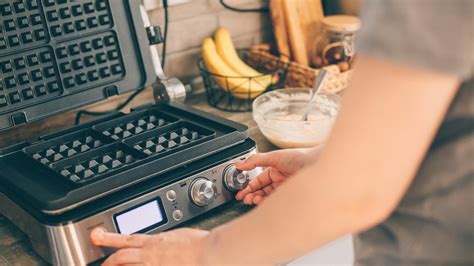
[253, 88, 341, 148]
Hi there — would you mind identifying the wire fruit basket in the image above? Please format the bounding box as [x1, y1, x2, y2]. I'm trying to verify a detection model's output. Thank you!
[198, 49, 289, 112]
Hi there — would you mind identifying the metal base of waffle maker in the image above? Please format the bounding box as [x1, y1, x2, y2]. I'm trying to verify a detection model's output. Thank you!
[0, 1, 259, 265]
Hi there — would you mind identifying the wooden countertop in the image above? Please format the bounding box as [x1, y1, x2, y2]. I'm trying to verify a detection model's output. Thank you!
[0, 88, 276, 265]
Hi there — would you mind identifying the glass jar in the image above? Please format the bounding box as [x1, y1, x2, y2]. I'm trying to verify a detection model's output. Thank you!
[310, 15, 361, 72]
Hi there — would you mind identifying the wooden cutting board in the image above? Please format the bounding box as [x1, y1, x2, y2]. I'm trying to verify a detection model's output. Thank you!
[301, 0, 324, 51]
[282, 0, 324, 66]
[270, 0, 291, 59]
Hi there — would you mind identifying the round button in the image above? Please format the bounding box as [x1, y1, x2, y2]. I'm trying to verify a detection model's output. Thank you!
[223, 165, 250, 192]
[236, 172, 248, 183]
[166, 190, 177, 201]
[189, 178, 217, 207]
[172, 210, 183, 221]
[204, 187, 214, 198]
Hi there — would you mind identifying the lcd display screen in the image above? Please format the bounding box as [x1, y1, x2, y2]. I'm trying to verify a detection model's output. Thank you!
[114, 198, 167, 234]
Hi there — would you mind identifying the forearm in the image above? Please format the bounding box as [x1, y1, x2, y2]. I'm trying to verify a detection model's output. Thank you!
[203, 56, 459, 265]
[206, 163, 383, 265]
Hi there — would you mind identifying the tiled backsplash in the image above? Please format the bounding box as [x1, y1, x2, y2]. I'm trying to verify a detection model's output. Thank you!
[147, 0, 272, 83]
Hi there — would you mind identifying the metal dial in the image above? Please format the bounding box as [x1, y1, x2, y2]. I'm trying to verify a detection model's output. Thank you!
[189, 178, 217, 207]
[223, 165, 250, 192]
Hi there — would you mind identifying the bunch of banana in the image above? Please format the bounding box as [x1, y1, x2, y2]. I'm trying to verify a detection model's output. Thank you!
[202, 28, 274, 99]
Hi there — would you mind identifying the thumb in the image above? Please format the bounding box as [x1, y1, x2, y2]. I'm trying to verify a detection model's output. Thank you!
[235, 152, 279, 171]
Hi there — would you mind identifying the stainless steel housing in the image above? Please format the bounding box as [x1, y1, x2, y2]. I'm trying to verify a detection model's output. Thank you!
[0, 149, 258, 265]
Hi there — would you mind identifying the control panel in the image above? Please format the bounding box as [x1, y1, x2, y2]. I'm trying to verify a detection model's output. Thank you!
[60, 150, 259, 262]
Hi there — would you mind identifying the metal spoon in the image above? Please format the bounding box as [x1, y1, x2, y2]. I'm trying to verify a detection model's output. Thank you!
[301, 69, 329, 121]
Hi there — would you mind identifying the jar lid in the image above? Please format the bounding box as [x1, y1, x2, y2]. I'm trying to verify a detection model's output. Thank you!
[321, 15, 361, 32]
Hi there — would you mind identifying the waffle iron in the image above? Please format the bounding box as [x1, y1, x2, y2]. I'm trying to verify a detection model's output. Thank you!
[0, 1, 259, 264]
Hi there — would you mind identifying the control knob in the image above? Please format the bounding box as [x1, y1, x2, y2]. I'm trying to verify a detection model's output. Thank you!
[190, 178, 217, 207]
[223, 165, 250, 192]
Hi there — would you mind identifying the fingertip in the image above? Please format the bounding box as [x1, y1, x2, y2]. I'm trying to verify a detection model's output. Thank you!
[253, 195, 264, 205]
[90, 227, 106, 245]
[236, 154, 259, 170]
[235, 162, 251, 171]
[235, 192, 244, 200]
[236, 186, 252, 200]
[243, 194, 254, 205]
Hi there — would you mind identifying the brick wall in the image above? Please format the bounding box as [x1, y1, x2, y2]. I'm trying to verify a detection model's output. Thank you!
[147, 0, 273, 84]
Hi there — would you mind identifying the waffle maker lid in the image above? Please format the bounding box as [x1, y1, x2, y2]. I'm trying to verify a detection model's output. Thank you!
[0, 0, 156, 131]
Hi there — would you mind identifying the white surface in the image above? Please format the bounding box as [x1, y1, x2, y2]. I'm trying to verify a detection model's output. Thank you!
[143, 0, 192, 10]
[289, 235, 354, 266]
[115, 201, 164, 235]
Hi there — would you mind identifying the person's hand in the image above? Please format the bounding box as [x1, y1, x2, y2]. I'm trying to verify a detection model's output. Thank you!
[91, 227, 210, 266]
[236, 148, 319, 205]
